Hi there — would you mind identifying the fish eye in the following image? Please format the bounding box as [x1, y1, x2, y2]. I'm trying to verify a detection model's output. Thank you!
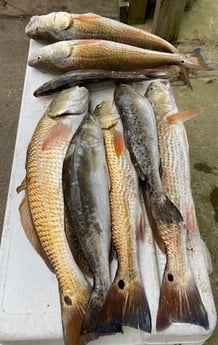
[37, 55, 42, 61]
[181, 59, 185, 64]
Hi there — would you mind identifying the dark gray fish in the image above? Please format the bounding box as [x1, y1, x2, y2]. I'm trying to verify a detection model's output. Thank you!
[114, 84, 183, 224]
[63, 113, 111, 333]
[34, 69, 151, 97]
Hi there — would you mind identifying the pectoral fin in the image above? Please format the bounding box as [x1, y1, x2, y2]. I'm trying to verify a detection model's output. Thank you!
[42, 121, 72, 150]
[113, 128, 125, 157]
[167, 109, 199, 124]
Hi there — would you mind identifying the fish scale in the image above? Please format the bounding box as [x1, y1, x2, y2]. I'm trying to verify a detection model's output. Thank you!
[145, 79, 209, 331]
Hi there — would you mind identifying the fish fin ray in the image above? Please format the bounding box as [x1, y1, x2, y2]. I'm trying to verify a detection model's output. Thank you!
[42, 121, 72, 150]
[156, 270, 209, 331]
[60, 288, 91, 345]
[186, 203, 198, 233]
[18, 192, 54, 272]
[150, 194, 183, 223]
[113, 128, 125, 157]
[185, 48, 215, 71]
[166, 109, 199, 124]
[94, 276, 151, 333]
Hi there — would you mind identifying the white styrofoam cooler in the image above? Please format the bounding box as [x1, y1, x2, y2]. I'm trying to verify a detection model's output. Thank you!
[0, 40, 216, 345]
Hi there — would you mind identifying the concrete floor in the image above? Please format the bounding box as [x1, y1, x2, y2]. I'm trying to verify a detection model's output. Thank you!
[0, 0, 217, 344]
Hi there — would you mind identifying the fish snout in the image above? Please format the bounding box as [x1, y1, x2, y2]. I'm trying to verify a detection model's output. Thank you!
[25, 15, 40, 35]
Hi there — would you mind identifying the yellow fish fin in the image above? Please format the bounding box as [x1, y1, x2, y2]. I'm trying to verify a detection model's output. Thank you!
[60, 288, 96, 345]
[18, 188, 54, 273]
[42, 121, 72, 150]
[113, 128, 125, 157]
[166, 109, 199, 124]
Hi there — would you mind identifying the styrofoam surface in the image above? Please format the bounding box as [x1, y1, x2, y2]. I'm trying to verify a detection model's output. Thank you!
[0, 40, 216, 345]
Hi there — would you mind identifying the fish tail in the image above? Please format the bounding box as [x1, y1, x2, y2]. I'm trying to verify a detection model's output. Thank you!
[150, 193, 183, 223]
[60, 288, 97, 345]
[156, 269, 209, 331]
[184, 48, 215, 71]
[95, 275, 151, 333]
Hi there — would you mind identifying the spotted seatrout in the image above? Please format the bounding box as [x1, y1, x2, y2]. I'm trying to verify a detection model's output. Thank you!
[114, 83, 183, 224]
[17, 86, 92, 345]
[94, 101, 151, 334]
[145, 79, 209, 331]
[63, 113, 111, 333]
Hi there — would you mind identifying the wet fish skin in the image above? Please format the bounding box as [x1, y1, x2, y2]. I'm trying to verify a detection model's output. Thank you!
[63, 112, 111, 333]
[114, 83, 183, 224]
[145, 79, 209, 331]
[93, 101, 151, 334]
[18, 86, 93, 345]
[33, 69, 151, 97]
[25, 11, 178, 53]
[28, 39, 211, 80]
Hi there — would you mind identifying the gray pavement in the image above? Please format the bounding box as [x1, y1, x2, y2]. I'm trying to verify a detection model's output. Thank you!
[0, 1, 218, 344]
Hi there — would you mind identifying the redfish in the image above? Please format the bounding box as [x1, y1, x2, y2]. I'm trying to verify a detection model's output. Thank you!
[28, 39, 212, 88]
[17, 86, 92, 345]
[145, 79, 209, 331]
[25, 11, 179, 53]
[94, 101, 151, 334]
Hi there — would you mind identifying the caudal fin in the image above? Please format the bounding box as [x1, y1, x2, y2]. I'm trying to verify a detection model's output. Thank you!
[150, 193, 183, 224]
[60, 288, 97, 345]
[184, 48, 215, 71]
[156, 271, 209, 331]
[95, 276, 151, 334]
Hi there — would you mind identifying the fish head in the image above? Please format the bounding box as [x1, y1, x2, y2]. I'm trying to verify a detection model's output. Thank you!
[94, 101, 120, 130]
[47, 86, 89, 118]
[25, 12, 72, 41]
[145, 79, 176, 120]
[28, 41, 74, 72]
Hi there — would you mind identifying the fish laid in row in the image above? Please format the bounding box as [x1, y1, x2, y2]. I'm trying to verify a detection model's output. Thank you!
[145, 79, 209, 331]
[33, 69, 161, 97]
[17, 86, 93, 345]
[28, 39, 211, 88]
[94, 101, 151, 334]
[25, 11, 180, 53]
[114, 84, 183, 224]
[63, 112, 112, 333]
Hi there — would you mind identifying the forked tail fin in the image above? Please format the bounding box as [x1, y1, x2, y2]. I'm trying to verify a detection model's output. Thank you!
[94, 275, 151, 334]
[150, 193, 183, 224]
[156, 269, 209, 331]
[60, 288, 97, 345]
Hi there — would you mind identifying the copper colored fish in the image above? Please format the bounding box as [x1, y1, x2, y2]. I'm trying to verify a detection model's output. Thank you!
[25, 11, 179, 53]
[94, 101, 151, 334]
[145, 79, 209, 331]
[17, 86, 93, 345]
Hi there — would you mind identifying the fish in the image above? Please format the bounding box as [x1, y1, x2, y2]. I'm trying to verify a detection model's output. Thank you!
[62, 112, 112, 333]
[17, 86, 93, 345]
[25, 11, 179, 53]
[94, 101, 151, 334]
[28, 39, 212, 87]
[114, 83, 183, 224]
[145, 79, 209, 331]
[33, 69, 153, 97]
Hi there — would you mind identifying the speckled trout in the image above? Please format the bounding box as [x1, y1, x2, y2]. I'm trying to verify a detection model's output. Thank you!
[114, 83, 183, 224]
[17, 86, 92, 345]
[94, 101, 151, 334]
[63, 113, 111, 333]
[145, 79, 209, 331]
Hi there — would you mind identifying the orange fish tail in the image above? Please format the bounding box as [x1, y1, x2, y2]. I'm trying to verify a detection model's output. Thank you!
[150, 193, 183, 223]
[156, 270, 209, 331]
[95, 275, 151, 334]
[60, 288, 95, 345]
